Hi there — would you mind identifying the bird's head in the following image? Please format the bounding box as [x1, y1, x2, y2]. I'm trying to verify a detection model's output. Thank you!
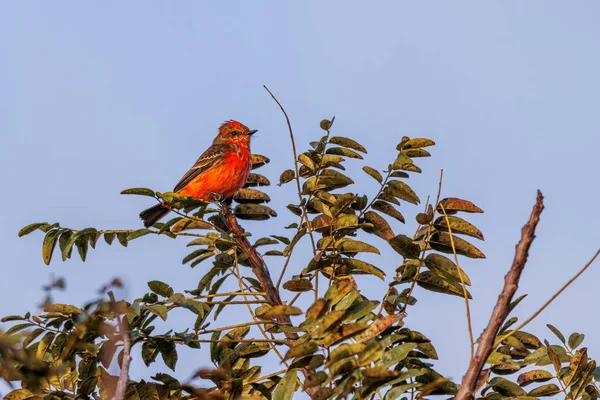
[214, 120, 257, 146]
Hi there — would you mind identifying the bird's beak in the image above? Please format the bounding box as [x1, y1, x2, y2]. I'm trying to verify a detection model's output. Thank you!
[247, 129, 258, 136]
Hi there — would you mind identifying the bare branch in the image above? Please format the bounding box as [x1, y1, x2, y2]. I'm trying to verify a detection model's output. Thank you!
[455, 191, 545, 400]
[108, 291, 132, 400]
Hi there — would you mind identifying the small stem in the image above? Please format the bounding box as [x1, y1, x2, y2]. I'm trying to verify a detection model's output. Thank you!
[494, 248, 600, 348]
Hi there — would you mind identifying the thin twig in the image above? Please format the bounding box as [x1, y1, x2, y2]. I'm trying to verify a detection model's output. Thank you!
[263, 85, 317, 255]
[108, 291, 131, 400]
[494, 248, 600, 348]
[455, 191, 545, 400]
[439, 202, 475, 360]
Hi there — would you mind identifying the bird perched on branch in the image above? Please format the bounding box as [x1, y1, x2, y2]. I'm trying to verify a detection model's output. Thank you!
[139, 120, 257, 227]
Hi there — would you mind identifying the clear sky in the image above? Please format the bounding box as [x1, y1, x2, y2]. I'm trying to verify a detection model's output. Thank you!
[1, 1, 599, 396]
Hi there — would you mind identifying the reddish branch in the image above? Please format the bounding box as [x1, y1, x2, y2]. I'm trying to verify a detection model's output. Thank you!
[108, 291, 132, 400]
[455, 191, 545, 400]
[221, 203, 319, 397]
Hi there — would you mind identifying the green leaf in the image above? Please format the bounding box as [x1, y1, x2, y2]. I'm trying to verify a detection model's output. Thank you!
[149, 304, 168, 321]
[301, 169, 354, 194]
[142, 341, 160, 366]
[148, 281, 174, 297]
[437, 197, 483, 213]
[336, 239, 380, 255]
[273, 369, 298, 400]
[329, 136, 367, 153]
[283, 341, 317, 361]
[104, 232, 115, 245]
[279, 169, 295, 186]
[127, 228, 153, 241]
[389, 234, 421, 259]
[160, 340, 178, 371]
[362, 166, 383, 183]
[568, 333, 585, 350]
[121, 188, 156, 197]
[424, 253, 471, 286]
[417, 271, 472, 299]
[341, 258, 385, 280]
[429, 232, 486, 259]
[18, 222, 48, 237]
[386, 180, 420, 205]
[433, 215, 484, 240]
[326, 147, 364, 159]
[380, 343, 417, 368]
[344, 300, 376, 322]
[42, 229, 61, 265]
[489, 377, 527, 396]
[234, 204, 278, 220]
[546, 324, 566, 344]
[182, 249, 212, 265]
[385, 383, 419, 400]
[372, 201, 405, 223]
[60, 228, 97, 261]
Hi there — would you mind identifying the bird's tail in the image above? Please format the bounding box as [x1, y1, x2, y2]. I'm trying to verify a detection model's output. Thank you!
[139, 204, 170, 228]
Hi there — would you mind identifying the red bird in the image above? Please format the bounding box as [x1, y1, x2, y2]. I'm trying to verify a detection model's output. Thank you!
[140, 120, 257, 227]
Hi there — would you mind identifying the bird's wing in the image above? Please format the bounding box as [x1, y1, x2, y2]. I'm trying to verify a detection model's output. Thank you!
[173, 143, 230, 193]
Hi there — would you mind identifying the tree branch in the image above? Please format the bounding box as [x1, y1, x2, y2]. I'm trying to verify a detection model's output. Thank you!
[455, 191, 544, 400]
[220, 202, 319, 397]
[108, 291, 132, 400]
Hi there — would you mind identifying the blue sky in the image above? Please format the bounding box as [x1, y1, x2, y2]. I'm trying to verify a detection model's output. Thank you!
[1, 1, 599, 396]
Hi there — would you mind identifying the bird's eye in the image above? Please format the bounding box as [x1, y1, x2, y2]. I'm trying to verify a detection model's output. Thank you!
[231, 131, 239, 136]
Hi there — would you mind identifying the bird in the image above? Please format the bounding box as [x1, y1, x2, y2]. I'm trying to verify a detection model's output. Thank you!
[139, 120, 257, 227]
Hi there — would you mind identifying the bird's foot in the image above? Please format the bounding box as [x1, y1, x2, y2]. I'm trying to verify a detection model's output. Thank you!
[206, 192, 224, 203]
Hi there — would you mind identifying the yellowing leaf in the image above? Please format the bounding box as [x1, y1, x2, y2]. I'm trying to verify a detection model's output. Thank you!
[386, 181, 420, 205]
[372, 201, 405, 223]
[362, 166, 383, 183]
[437, 197, 483, 213]
[329, 136, 367, 153]
[399, 138, 435, 150]
[283, 341, 317, 361]
[363, 211, 394, 240]
[283, 278, 313, 292]
[516, 369, 554, 387]
[257, 305, 302, 319]
[355, 314, 404, 342]
[326, 147, 364, 159]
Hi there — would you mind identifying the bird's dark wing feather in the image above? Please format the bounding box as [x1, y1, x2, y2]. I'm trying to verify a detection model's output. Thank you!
[173, 143, 230, 192]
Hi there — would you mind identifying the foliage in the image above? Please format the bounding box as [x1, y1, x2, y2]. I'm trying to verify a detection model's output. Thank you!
[3, 115, 598, 400]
